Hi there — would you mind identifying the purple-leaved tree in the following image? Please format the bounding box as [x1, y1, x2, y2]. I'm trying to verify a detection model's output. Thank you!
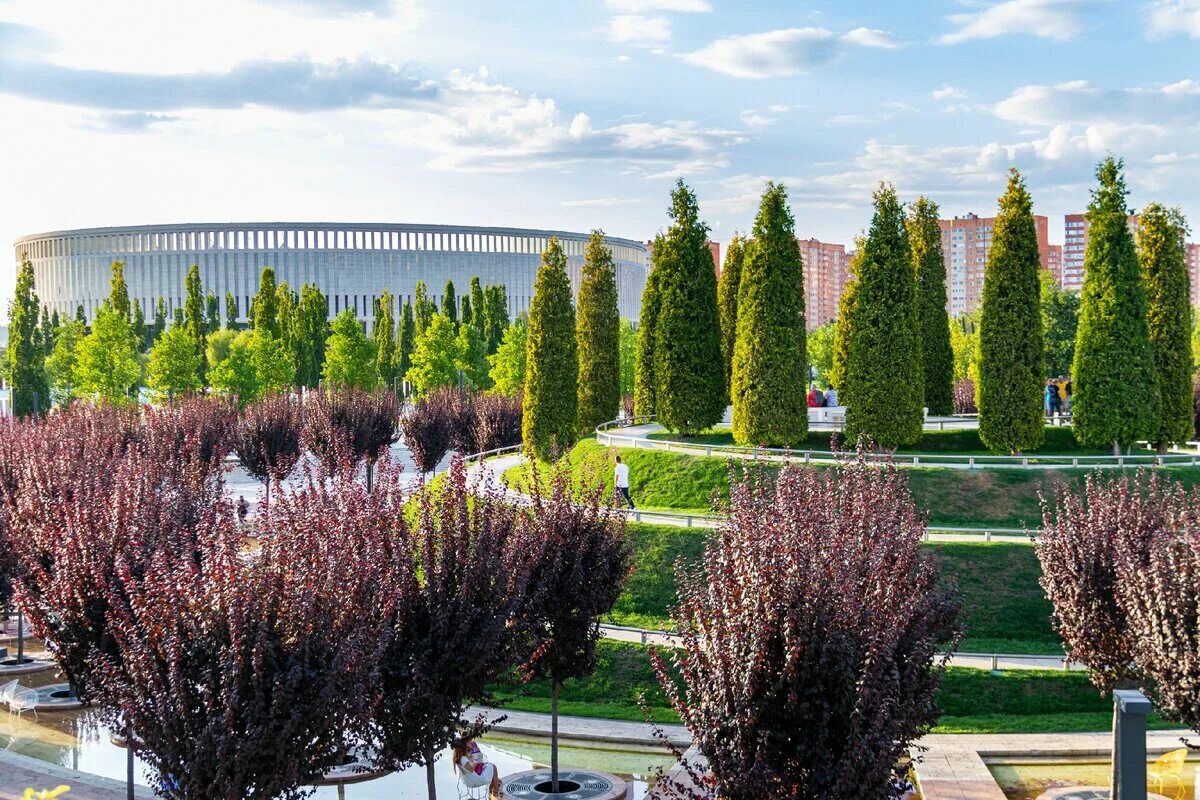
[232, 392, 303, 519]
[304, 387, 399, 491]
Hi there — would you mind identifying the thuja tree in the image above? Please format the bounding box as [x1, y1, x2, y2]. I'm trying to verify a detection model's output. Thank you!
[1139, 203, 1193, 451]
[442, 279, 458, 328]
[183, 264, 207, 381]
[399, 387, 457, 473]
[634, 261, 661, 417]
[908, 197, 954, 415]
[1073, 158, 1159, 453]
[304, 387, 399, 491]
[252, 267, 280, 338]
[8, 258, 48, 418]
[523, 236, 578, 459]
[231, 392, 303, 517]
[731, 181, 807, 446]
[295, 283, 328, 389]
[717, 234, 746, 400]
[829, 244, 863, 396]
[576, 230, 621, 432]
[373, 458, 542, 799]
[524, 463, 633, 792]
[845, 184, 923, 447]
[978, 169, 1045, 454]
[652, 180, 726, 433]
[376, 289, 400, 389]
[96, 465, 393, 800]
[652, 455, 960, 799]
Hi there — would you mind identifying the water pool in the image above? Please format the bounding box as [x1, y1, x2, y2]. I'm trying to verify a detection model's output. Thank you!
[988, 758, 1199, 800]
[0, 709, 674, 798]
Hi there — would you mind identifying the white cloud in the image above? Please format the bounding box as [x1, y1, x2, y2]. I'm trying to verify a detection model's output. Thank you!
[826, 113, 894, 125]
[682, 26, 898, 79]
[933, 85, 967, 101]
[559, 197, 642, 207]
[740, 110, 776, 128]
[1150, 152, 1200, 164]
[1144, 1, 1200, 38]
[994, 80, 1200, 127]
[608, 14, 671, 45]
[604, 0, 711, 11]
[940, 0, 1087, 45]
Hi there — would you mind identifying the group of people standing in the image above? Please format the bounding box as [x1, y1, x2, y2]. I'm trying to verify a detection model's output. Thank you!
[1045, 377, 1072, 416]
[807, 384, 839, 408]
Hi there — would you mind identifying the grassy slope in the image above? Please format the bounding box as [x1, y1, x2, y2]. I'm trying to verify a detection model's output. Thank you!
[489, 640, 1174, 734]
[613, 524, 1060, 654]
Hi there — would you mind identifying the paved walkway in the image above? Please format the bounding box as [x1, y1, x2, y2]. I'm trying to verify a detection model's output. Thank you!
[0, 749, 155, 800]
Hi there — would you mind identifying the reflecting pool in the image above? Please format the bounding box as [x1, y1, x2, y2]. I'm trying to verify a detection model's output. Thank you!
[988, 758, 1199, 800]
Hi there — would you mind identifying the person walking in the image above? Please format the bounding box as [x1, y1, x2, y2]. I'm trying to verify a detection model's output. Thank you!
[824, 385, 839, 408]
[1044, 380, 1057, 417]
[614, 454, 635, 509]
[807, 384, 822, 408]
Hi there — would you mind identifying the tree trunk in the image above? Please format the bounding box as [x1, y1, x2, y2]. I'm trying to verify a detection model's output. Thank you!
[126, 724, 135, 800]
[367, 460, 374, 494]
[16, 609, 23, 664]
[1112, 440, 1121, 457]
[1157, 441, 1168, 456]
[264, 474, 271, 523]
[551, 681, 560, 793]
[426, 748, 437, 800]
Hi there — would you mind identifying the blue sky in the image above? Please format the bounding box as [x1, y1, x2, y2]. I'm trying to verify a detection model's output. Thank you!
[1, 0, 1198, 298]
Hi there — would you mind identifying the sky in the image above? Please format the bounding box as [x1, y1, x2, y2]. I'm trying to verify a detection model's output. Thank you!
[1, 0, 1199, 301]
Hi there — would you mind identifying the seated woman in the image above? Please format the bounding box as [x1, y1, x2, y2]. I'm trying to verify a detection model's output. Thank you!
[452, 736, 501, 799]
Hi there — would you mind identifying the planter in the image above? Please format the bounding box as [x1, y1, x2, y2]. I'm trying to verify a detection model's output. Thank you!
[501, 768, 627, 799]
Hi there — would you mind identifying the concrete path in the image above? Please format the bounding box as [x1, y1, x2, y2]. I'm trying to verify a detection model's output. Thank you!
[0, 749, 155, 800]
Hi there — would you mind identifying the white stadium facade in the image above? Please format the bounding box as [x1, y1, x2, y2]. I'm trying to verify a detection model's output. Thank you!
[14, 222, 650, 328]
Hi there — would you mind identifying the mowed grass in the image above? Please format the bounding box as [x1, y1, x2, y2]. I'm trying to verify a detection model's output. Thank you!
[612, 524, 1061, 654]
[489, 640, 1175, 734]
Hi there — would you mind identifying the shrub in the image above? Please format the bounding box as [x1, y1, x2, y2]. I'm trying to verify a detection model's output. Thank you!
[304, 387, 399, 487]
[400, 388, 457, 473]
[953, 378, 977, 415]
[473, 392, 523, 453]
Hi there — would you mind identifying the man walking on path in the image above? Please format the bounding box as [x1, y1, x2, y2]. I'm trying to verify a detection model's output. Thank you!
[614, 454, 635, 509]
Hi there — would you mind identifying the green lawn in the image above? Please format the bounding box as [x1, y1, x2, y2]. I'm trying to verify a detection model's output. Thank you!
[645, 425, 1111, 456]
[489, 640, 1174, 734]
[611, 524, 1061, 654]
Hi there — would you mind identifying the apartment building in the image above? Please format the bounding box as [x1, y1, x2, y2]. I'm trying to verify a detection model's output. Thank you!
[798, 237, 852, 330]
[1062, 213, 1140, 292]
[939, 213, 1050, 316]
[1046, 244, 1063, 286]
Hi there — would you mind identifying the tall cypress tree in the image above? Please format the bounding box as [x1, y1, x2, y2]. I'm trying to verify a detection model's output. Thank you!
[523, 237, 578, 459]
[75, 304, 86, 325]
[39, 306, 53, 358]
[650, 179, 725, 433]
[717, 234, 746, 401]
[8, 258, 48, 417]
[830, 244, 864, 397]
[205, 291, 220, 334]
[483, 284, 509, 355]
[295, 283, 328, 389]
[252, 267, 280, 339]
[398, 299, 416, 386]
[1072, 158, 1159, 453]
[442, 280, 458, 328]
[908, 197, 954, 416]
[375, 289, 399, 390]
[277, 281, 298, 379]
[109, 261, 131, 321]
[225, 291, 239, 329]
[844, 183, 923, 448]
[634, 247, 661, 417]
[731, 182, 807, 445]
[414, 280, 433, 337]
[460, 295, 472, 331]
[977, 170, 1046, 454]
[469, 276, 485, 329]
[153, 298, 167, 344]
[132, 302, 148, 352]
[1139, 203, 1192, 451]
[576, 230, 621, 432]
[184, 264, 207, 381]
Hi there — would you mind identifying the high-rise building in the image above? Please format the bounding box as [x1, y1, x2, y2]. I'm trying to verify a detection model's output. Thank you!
[798, 237, 851, 330]
[1046, 244, 1063, 286]
[707, 240, 722, 278]
[1188, 243, 1200, 308]
[1062, 213, 1140, 292]
[938, 213, 1050, 317]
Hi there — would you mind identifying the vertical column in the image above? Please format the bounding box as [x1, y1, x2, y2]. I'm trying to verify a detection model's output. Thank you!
[1113, 689, 1151, 800]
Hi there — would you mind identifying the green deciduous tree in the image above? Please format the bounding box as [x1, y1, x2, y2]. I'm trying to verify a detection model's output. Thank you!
[252, 267, 280, 338]
[375, 289, 399, 390]
[406, 313, 461, 395]
[1041, 272, 1079, 378]
[523, 237, 578, 458]
[978, 169, 1046, 454]
[205, 328, 238, 373]
[295, 284, 328, 389]
[252, 330, 294, 395]
[807, 322, 835, 386]
[717, 234, 746, 400]
[731, 181, 807, 446]
[1139, 203, 1193, 450]
[576, 230, 621, 432]
[1072, 158, 1159, 453]
[323, 309, 376, 389]
[442, 280, 457, 328]
[455, 320, 489, 390]
[184, 265, 207, 381]
[39, 306, 53, 358]
[152, 297, 167, 345]
[132, 301, 148, 352]
[74, 304, 140, 404]
[147, 323, 203, 400]
[909, 196, 954, 416]
[276, 281, 298, 377]
[75, 304, 86, 325]
[647, 180, 725, 433]
[8, 258, 48, 417]
[45, 318, 84, 405]
[483, 284, 509, 355]
[845, 183, 923, 448]
[398, 299, 415, 386]
[489, 316, 528, 397]
[206, 291, 220, 334]
[209, 331, 259, 405]
[469, 276, 485, 330]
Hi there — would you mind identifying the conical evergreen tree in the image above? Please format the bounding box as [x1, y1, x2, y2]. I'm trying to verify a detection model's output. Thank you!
[442, 279, 458, 328]
[717, 234, 746, 401]
[908, 197, 954, 416]
[576, 230, 621, 432]
[1072, 158, 1159, 453]
[184, 264, 207, 381]
[634, 246, 661, 417]
[206, 291, 220, 334]
[276, 281, 298, 379]
[132, 302, 148, 352]
[375, 289, 399, 390]
[109, 261, 131, 321]
[8, 258, 48, 417]
[252, 267, 280, 339]
[845, 183, 923, 447]
[978, 170, 1045, 454]
[650, 180, 725, 433]
[731, 182, 807, 445]
[152, 298, 167, 344]
[1138, 203, 1192, 451]
[39, 306, 53, 359]
[460, 295, 472, 331]
[398, 299, 416, 386]
[295, 283, 328, 389]
[414, 280, 433, 337]
[470, 276, 485, 329]
[483, 284, 509, 355]
[225, 291, 239, 329]
[523, 237, 578, 458]
[830, 243, 864, 397]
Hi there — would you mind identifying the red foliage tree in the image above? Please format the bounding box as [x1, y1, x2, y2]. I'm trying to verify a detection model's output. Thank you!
[371, 457, 544, 799]
[232, 392, 303, 516]
[523, 463, 632, 791]
[93, 461, 395, 800]
[400, 388, 456, 473]
[953, 377, 977, 415]
[304, 387, 399, 490]
[651, 455, 960, 800]
[473, 392, 523, 453]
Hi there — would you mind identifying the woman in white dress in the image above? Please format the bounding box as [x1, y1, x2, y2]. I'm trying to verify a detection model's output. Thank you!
[452, 736, 501, 799]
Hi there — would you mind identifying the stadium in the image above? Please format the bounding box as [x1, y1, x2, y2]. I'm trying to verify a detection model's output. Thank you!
[13, 222, 650, 327]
